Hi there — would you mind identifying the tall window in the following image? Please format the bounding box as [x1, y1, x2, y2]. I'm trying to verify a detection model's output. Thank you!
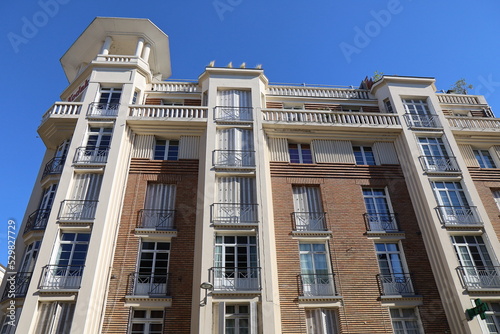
[353, 146, 375, 165]
[34, 302, 75, 334]
[60, 173, 102, 220]
[86, 127, 112, 152]
[216, 128, 254, 166]
[299, 243, 334, 296]
[141, 183, 176, 229]
[474, 149, 496, 168]
[32, 184, 57, 228]
[289, 144, 313, 163]
[216, 89, 252, 121]
[154, 140, 179, 161]
[305, 309, 339, 334]
[215, 177, 257, 224]
[432, 181, 475, 224]
[292, 186, 325, 231]
[390, 308, 422, 334]
[225, 304, 250, 334]
[40, 184, 57, 211]
[130, 309, 164, 334]
[363, 188, 396, 231]
[49, 233, 89, 289]
[451, 235, 498, 289]
[484, 302, 500, 333]
[375, 243, 413, 295]
[418, 137, 453, 171]
[214, 236, 258, 290]
[384, 98, 394, 113]
[19, 241, 41, 273]
[0, 307, 21, 334]
[135, 242, 170, 295]
[98, 87, 121, 105]
[402, 99, 430, 115]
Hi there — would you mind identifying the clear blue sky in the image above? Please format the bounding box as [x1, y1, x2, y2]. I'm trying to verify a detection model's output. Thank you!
[1, 0, 500, 265]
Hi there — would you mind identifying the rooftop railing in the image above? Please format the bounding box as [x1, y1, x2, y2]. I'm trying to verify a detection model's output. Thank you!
[268, 85, 371, 99]
[150, 82, 200, 93]
[129, 106, 207, 119]
[436, 94, 481, 105]
[446, 116, 500, 130]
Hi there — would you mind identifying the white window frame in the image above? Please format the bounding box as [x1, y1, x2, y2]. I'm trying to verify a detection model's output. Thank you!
[474, 149, 496, 168]
[353, 146, 376, 165]
[482, 301, 500, 333]
[34, 302, 75, 334]
[362, 188, 396, 231]
[134, 241, 170, 295]
[153, 139, 179, 161]
[402, 99, 430, 115]
[52, 232, 90, 268]
[85, 127, 113, 151]
[217, 302, 257, 334]
[39, 184, 58, 211]
[97, 87, 122, 105]
[292, 186, 325, 231]
[390, 308, 423, 334]
[225, 304, 250, 334]
[299, 243, 334, 296]
[289, 143, 313, 163]
[375, 242, 413, 295]
[19, 240, 41, 273]
[129, 308, 164, 334]
[305, 308, 339, 334]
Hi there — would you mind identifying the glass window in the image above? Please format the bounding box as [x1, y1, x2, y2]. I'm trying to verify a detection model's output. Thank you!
[493, 190, 500, 211]
[363, 189, 396, 231]
[154, 140, 179, 161]
[384, 98, 394, 113]
[289, 144, 313, 163]
[402, 99, 430, 115]
[484, 302, 500, 333]
[34, 302, 75, 334]
[299, 243, 334, 296]
[353, 146, 375, 165]
[133, 242, 170, 295]
[98, 87, 121, 105]
[474, 150, 496, 168]
[305, 309, 339, 334]
[390, 308, 422, 334]
[292, 186, 325, 231]
[225, 304, 250, 334]
[130, 309, 164, 334]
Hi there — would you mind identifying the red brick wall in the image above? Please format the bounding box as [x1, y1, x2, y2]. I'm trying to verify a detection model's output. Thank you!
[101, 159, 198, 334]
[271, 163, 450, 333]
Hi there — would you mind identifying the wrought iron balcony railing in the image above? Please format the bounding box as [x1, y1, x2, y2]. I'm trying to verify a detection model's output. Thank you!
[435, 206, 482, 226]
[58, 200, 98, 221]
[1, 272, 32, 299]
[213, 150, 255, 167]
[214, 106, 253, 122]
[39, 265, 84, 290]
[73, 147, 110, 164]
[299, 273, 336, 296]
[292, 212, 327, 231]
[24, 209, 50, 234]
[212, 203, 258, 225]
[209, 267, 261, 291]
[137, 209, 175, 230]
[377, 273, 415, 295]
[418, 156, 461, 173]
[457, 266, 500, 290]
[42, 157, 65, 179]
[403, 113, 442, 129]
[128, 272, 169, 296]
[87, 102, 120, 117]
[363, 213, 399, 232]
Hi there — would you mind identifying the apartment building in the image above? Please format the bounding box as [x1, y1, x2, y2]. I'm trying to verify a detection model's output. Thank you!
[2, 16, 500, 334]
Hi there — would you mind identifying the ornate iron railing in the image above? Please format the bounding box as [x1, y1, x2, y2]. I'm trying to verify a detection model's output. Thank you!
[58, 200, 98, 221]
[214, 106, 253, 121]
[403, 113, 442, 128]
[457, 266, 500, 290]
[418, 156, 460, 172]
[209, 267, 261, 291]
[212, 203, 258, 225]
[128, 272, 169, 296]
[377, 273, 415, 295]
[42, 157, 65, 179]
[363, 213, 399, 232]
[73, 147, 110, 164]
[87, 102, 120, 117]
[435, 206, 482, 226]
[137, 209, 175, 230]
[292, 212, 327, 231]
[24, 209, 50, 234]
[299, 273, 336, 296]
[213, 150, 255, 167]
[40, 265, 84, 289]
[1, 272, 32, 299]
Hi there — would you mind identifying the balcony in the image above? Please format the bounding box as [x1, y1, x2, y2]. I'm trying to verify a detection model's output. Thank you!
[73, 147, 110, 164]
[42, 157, 65, 179]
[129, 106, 207, 119]
[446, 116, 500, 132]
[24, 209, 50, 234]
[268, 85, 371, 99]
[209, 267, 261, 291]
[58, 200, 98, 221]
[150, 81, 200, 93]
[292, 212, 327, 231]
[128, 272, 169, 296]
[213, 150, 255, 168]
[1, 272, 32, 299]
[137, 209, 175, 230]
[363, 213, 399, 232]
[87, 102, 119, 118]
[418, 156, 460, 173]
[403, 113, 442, 129]
[41, 102, 82, 124]
[39, 265, 84, 290]
[457, 266, 500, 290]
[299, 273, 336, 296]
[212, 203, 258, 226]
[214, 106, 253, 122]
[435, 206, 482, 226]
[262, 109, 400, 128]
[377, 273, 415, 295]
